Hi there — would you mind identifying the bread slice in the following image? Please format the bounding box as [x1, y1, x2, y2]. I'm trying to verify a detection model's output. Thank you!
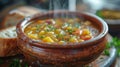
[1, 6, 45, 28]
[0, 26, 18, 57]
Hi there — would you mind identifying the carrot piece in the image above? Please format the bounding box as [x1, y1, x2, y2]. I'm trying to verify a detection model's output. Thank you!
[73, 29, 81, 35]
[80, 35, 92, 40]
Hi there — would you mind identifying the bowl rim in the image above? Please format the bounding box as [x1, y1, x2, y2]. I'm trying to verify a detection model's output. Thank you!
[16, 11, 108, 49]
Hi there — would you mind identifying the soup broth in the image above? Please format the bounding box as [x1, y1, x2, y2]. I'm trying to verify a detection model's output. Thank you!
[24, 18, 99, 44]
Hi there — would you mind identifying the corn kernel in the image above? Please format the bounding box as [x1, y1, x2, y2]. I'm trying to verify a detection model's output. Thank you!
[42, 37, 54, 43]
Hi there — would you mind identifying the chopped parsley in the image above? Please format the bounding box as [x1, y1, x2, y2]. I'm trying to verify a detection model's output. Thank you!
[104, 37, 120, 56]
[9, 59, 21, 67]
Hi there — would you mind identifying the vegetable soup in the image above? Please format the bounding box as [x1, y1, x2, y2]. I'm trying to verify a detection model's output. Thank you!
[24, 18, 99, 44]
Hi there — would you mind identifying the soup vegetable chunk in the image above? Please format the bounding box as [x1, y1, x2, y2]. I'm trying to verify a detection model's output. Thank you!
[24, 18, 98, 44]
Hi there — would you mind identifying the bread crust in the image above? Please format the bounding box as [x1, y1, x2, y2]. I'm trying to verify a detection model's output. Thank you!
[1, 13, 24, 29]
[0, 26, 18, 57]
[1, 6, 44, 29]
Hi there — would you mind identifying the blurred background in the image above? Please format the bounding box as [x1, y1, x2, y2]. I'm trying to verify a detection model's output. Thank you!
[0, 0, 120, 36]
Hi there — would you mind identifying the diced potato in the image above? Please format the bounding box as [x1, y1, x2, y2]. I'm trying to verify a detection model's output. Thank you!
[28, 34, 38, 39]
[69, 37, 78, 42]
[51, 36, 58, 42]
[59, 41, 65, 44]
[84, 21, 91, 25]
[39, 31, 45, 35]
[81, 29, 90, 35]
[55, 29, 59, 34]
[31, 27, 37, 30]
[78, 39, 84, 42]
[47, 32, 54, 35]
[55, 29, 61, 34]
[42, 37, 54, 43]
[48, 34, 58, 42]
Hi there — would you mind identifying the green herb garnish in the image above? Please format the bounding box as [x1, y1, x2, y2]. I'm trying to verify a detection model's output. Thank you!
[0, 59, 3, 64]
[74, 23, 80, 28]
[9, 59, 21, 67]
[104, 37, 120, 56]
[39, 35, 45, 39]
[96, 10, 104, 18]
[67, 29, 73, 34]
[36, 25, 41, 29]
[36, 25, 41, 32]
[62, 23, 69, 28]
[47, 25, 55, 31]
[23, 63, 29, 67]
[57, 34, 64, 40]
[104, 49, 110, 56]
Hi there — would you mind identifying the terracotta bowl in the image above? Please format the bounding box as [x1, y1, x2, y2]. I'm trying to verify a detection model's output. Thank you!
[16, 11, 108, 66]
